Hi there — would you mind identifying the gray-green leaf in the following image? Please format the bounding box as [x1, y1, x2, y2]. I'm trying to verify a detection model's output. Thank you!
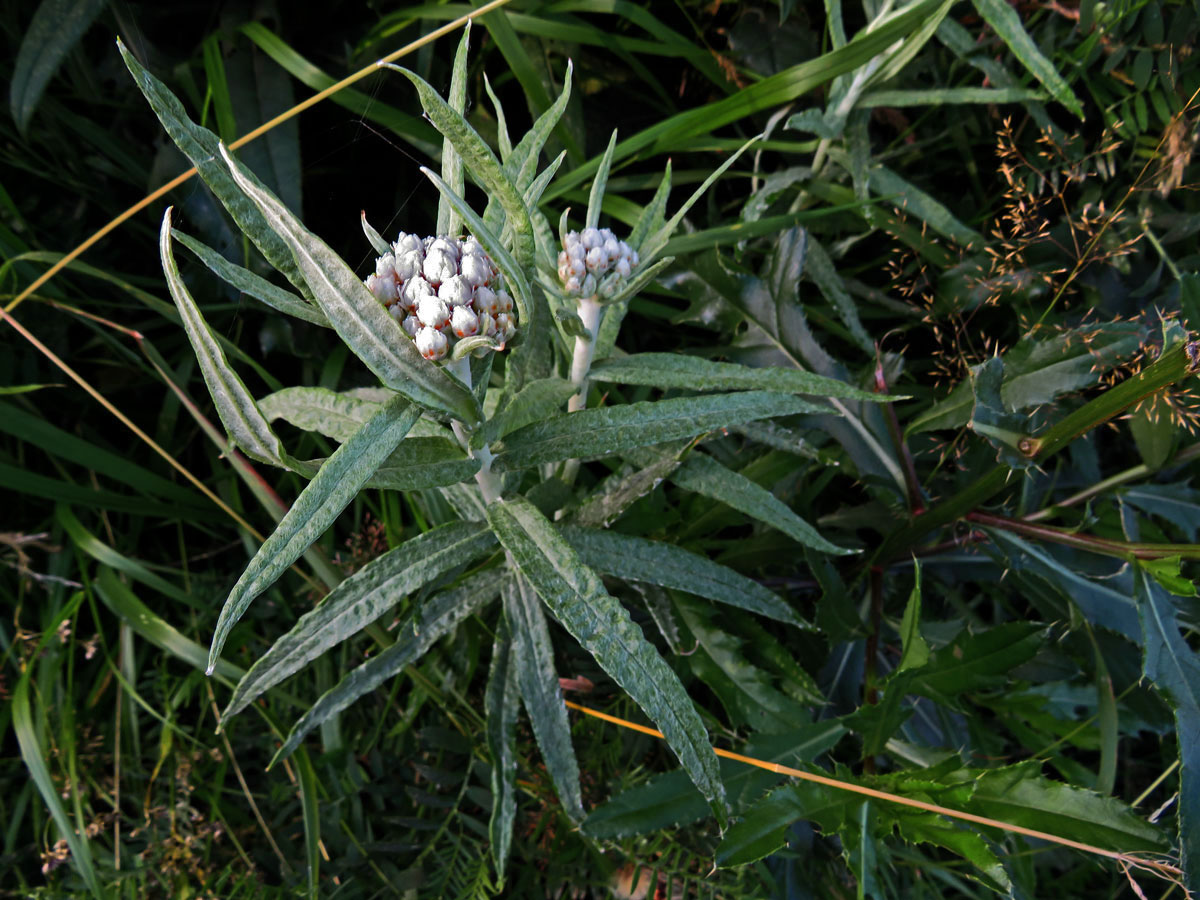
[208, 394, 421, 673]
[487, 496, 726, 821]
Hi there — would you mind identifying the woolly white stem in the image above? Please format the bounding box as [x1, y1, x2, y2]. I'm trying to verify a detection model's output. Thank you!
[446, 356, 503, 504]
[568, 295, 602, 413]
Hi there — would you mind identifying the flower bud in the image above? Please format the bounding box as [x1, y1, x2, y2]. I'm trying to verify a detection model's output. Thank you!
[438, 275, 473, 307]
[478, 311, 497, 338]
[473, 285, 499, 316]
[460, 253, 491, 288]
[581, 227, 601, 250]
[401, 314, 421, 337]
[400, 275, 435, 311]
[367, 272, 399, 305]
[451, 305, 479, 338]
[495, 312, 516, 342]
[496, 290, 514, 313]
[415, 326, 448, 361]
[423, 247, 457, 285]
[615, 257, 631, 278]
[416, 295, 450, 330]
[394, 233, 423, 256]
[586, 246, 608, 272]
[394, 249, 424, 281]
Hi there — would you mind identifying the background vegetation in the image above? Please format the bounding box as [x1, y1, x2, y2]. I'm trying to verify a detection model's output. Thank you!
[3, 0, 1200, 897]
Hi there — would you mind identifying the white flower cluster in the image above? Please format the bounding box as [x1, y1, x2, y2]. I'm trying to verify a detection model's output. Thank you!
[365, 233, 516, 361]
[557, 227, 638, 298]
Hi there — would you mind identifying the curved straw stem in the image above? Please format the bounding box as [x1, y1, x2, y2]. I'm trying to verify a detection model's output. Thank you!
[564, 700, 1183, 884]
[2, 0, 514, 317]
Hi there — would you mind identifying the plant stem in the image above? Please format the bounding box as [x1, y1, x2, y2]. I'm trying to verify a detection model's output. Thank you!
[447, 356, 503, 504]
[875, 356, 923, 514]
[562, 295, 602, 485]
[968, 510, 1200, 561]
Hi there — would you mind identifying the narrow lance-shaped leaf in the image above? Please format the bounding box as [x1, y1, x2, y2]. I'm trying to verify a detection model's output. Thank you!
[437, 22, 471, 237]
[272, 571, 502, 765]
[160, 208, 287, 466]
[586, 130, 619, 230]
[561, 525, 811, 628]
[386, 64, 535, 271]
[503, 575, 586, 821]
[171, 228, 331, 328]
[486, 617, 520, 879]
[360, 211, 391, 255]
[419, 166, 532, 330]
[589, 353, 900, 401]
[218, 143, 480, 424]
[11, 0, 106, 135]
[117, 38, 310, 296]
[208, 394, 421, 674]
[225, 522, 497, 719]
[487, 496, 727, 822]
[969, 0, 1084, 118]
[670, 454, 853, 555]
[492, 391, 828, 472]
[507, 60, 574, 192]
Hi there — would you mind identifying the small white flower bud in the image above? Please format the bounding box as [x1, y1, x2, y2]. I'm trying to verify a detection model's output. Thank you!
[496, 290, 513, 314]
[478, 311, 497, 337]
[615, 257, 631, 278]
[416, 295, 450, 329]
[415, 326, 448, 361]
[473, 285, 499, 316]
[423, 247, 457, 285]
[451, 305, 479, 338]
[394, 249, 424, 281]
[586, 246, 608, 272]
[401, 314, 421, 337]
[438, 275, 473, 307]
[428, 237, 460, 261]
[570, 258, 586, 278]
[366, 272, 399, 304]
[631, 249, 639, 267]
[462, 236, 484, 256]
[581, 227, 601, 250]
[375, 253, 396, 277]
[400, 275, 435, 311]
[389, 303, 405, 321]
[603, 236, 621, 261]
[460, 252, 491, 288]
[581, 273, 597, 296]
[495, 312, 516, 342]
[394, 233, 423, 256]
[564, 276, 581, 294]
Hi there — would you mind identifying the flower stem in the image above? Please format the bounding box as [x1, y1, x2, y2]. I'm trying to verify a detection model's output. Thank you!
[447, 356, 503, 504]
[562, 295, 602, 485]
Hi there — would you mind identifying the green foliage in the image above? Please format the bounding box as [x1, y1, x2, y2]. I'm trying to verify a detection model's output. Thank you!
[5, 1, 1200, 897]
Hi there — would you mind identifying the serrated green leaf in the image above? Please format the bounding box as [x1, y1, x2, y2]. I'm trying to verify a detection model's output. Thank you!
[1135, 566, 1200, 882]
[502, 575, 585, 822]
[717, 781, 856, 867]
[118, 39, 310, 296]
[910, 622, 1046, 699]
[897, 561, 930, 672]
[171, 227, 330, 328]
[969, 0, 1084, 118]
[218, 144, 480, 423]
[965, 761, 1167, 852]
[560, 524, 809, 628]
[487, 496, 726, 822]
[910, 324, 1145, 433]
[224, 521, 497, 719]
[160, 209, 287, 466]
[585, 722, 845, 839]
[588, 353, 895, 401]
[670, 454, 852, 555]
[388, 64, 534, 271]
[11, 0, 106, 135]
[208, 394, 421, 673]
[271, 571, 501, 765]
[492, 392, 827, 472]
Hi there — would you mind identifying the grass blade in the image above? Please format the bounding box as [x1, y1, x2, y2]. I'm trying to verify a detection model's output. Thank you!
[10, 0, 106, 135]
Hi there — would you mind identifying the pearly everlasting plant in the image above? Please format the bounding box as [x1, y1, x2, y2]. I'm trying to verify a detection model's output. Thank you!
[120, 23, 893, 880]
